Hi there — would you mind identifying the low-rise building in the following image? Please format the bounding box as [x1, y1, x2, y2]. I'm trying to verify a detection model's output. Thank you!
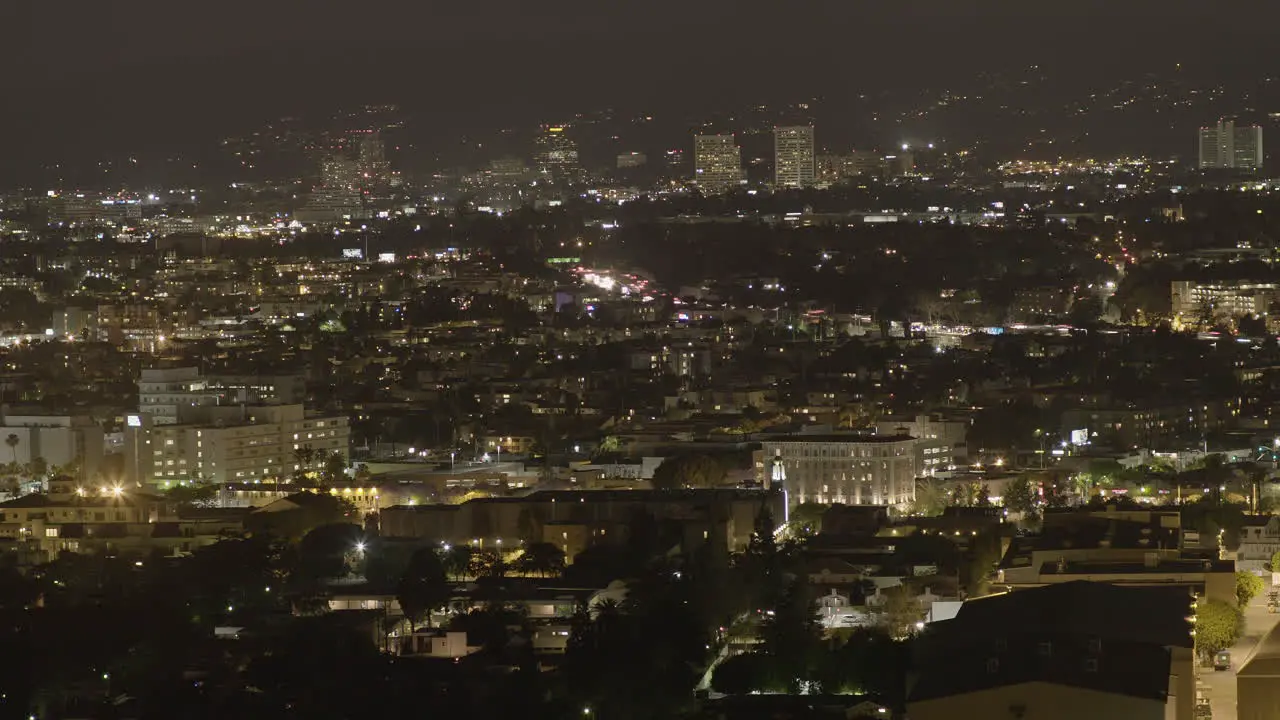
[909, 581, 1196, 720]
[379, 488, 783, 559]
[763, 433, 918, 510]
[1236, 515, 1280, 575]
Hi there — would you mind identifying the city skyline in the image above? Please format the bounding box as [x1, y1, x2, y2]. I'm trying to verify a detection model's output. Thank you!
[6, 1, 1280, 185]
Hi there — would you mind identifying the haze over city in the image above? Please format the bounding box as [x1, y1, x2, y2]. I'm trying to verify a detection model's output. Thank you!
[7, 3, 1280, 720]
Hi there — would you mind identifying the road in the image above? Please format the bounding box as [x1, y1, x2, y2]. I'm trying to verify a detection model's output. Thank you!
[1200, 588, 1280, 720]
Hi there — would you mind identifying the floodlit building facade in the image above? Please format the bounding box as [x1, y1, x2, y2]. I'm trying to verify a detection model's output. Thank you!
[762, 434, 918, 509]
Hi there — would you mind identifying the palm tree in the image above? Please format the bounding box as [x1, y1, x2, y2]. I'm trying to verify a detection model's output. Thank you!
[292, 445, 315, 482]
[5, 434, 18, 465]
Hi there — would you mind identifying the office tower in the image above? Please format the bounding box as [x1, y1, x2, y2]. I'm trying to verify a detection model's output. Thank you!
[354, 130, 391, 190]
[774, 126, 816, 188]
[534, 125, 583, 183]
[693, 134, 743, 193]
[1199, 118, 1264, 170]
[296, 155, 363, 222]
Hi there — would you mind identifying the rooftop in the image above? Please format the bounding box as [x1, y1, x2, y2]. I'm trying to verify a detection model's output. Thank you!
[1239, 621, 1280, 677]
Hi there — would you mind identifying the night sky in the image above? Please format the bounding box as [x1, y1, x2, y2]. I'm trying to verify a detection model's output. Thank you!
[1, 0, 1274, 184]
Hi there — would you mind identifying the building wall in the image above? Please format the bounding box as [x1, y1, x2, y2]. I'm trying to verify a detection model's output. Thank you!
[765, 437, 918, 509]
[380, 490, 782, 556]
[0, 415, 104, 480]
[1239, 675, 1280, 720]
[909, 681, 1168, 720]
[694, 134, 743, 193]
[774, 126, 815, 188]
[126, 404, 350, 485]
[1238, 521, 1280, 574]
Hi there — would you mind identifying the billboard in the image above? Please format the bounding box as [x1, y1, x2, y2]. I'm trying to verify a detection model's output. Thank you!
[1069, 428, 1089, 445]
[342, 248, 364, 259]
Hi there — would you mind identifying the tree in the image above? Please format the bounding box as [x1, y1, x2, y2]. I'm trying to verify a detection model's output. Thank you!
[442, 544, 474, 580]
[651, 454, 726, 490]
[1003, 476, 1039, 516]
[396, 548, 450, 631]
[293, 445, 315, 482]
[909, 480, 948, 516]
[711, 653, 769, 695]
[5, 434, 19, 464]
[975, 484, 991, 507]
[1270, 549, 1280, 573]
[1238, 314, 1268, 337]
[1195, 599, 1243, 657]
[519, 542, 566, 578]
[296, 523, 364, 582]
[1237, 571, 1265, 608]
[788, 502, 828, 535]
[877, 586, 925, 639]
[321, 452, 347, 485]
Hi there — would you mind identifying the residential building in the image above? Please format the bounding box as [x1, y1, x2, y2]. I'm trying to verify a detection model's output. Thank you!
[137, 367, 308, 425]
[1236, 515, 1280, 575]
[1010, 287, 1072, 321]
[817, 151, 886, 181]
[1060, 398, 1238, 450]
[762, 434, 918, 509]
[875, 414, 968, 477]
[693, 134, 743, 193]
[996, 509, 1235, 605]
[909, 581, 1196, 720]
[1198, 117, 1264, 170]
[0, 477, 247, 564]
[774, 126, 815, 188]
[124, 404, 350, 486]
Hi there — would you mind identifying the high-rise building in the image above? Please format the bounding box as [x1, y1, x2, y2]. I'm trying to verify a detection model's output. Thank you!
[296, 156, 363, 222]
[774, 126, 815, 188]
[534, 125, 583, 184]
[354, 130, 391, 191]
[1199, 118, 1264, 170]
[693, 134, 743, 193]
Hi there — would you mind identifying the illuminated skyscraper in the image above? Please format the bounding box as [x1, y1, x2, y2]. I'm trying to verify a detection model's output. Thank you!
[693, 134, 743, 193]
[774, 126, 815, 188]
[354, 130, 391, 190]
[535, 125, 583, 183]
[1199, 118, 1263, 170]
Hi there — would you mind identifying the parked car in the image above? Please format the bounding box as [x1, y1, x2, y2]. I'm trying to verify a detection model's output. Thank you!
[1214, 651, 1232, 671]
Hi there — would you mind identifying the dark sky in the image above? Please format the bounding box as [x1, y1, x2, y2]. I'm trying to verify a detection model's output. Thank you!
[1, 0, 1274, 184]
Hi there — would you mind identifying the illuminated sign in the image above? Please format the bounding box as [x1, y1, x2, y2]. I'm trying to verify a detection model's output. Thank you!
[342, 248, 364, 259]
[377, 252, 397, 263]
[126, 415, 142, 428]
